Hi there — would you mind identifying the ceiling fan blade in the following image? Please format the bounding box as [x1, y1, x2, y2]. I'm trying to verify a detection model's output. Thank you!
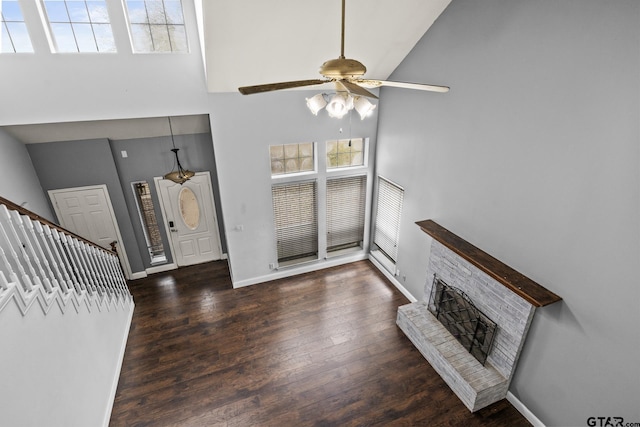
[357, 79, 450, 93]
[337, 80, 379, 99]
[238, 79, 328, 95]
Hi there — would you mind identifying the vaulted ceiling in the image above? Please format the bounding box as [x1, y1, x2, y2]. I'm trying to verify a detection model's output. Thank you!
[3, 0, 451, 143]
[200, 0, 452, 93]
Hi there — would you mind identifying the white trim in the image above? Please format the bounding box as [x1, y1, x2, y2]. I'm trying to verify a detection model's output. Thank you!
[507, 392, 545, 427]
[146, 263, 177, 275]
[48, 185, 134, 280]
[102, 302, 135, 427]
[368, 254, 418, 303]
[232, 252, 368, 288]
[129, 271, 147, 280]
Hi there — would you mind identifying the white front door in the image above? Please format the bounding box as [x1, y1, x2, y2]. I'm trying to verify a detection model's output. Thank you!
[48, 185, 133, 278]
[155, 172, 222, 267]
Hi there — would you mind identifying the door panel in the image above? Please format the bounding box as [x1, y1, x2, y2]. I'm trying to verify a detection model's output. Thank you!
[49, 185, 132, 278]
[52, 188, 116, 250]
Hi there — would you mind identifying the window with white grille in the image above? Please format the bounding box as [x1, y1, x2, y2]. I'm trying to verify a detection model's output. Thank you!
[42, 0, 116, 52]
[124, 0, 187, 53]
[1, 0, 33, 53]
[270, 142, 314, 176]
[326, 138, 364, 169]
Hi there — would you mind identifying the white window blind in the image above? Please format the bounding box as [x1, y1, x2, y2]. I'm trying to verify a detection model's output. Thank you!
[373, 177, 404, 263]
[272, 181, 318, 262]
[326, 175, 366, 252]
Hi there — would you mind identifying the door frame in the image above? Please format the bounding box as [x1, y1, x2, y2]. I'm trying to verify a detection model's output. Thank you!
[154, 171, 223, 267]
[48, 184, 134, 280]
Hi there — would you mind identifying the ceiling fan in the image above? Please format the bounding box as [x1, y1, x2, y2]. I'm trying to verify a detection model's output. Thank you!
[238, 0, 450, 100]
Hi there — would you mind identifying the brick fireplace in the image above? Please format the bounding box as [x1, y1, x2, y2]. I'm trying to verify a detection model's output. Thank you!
[396, 220, 561, 412]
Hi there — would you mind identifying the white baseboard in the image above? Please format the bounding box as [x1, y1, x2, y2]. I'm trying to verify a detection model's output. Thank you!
[232, 252, 369, 288]
[102, 302, 135, 427]
[146, 263, 177, 275]
[507, 392, 545, 427]
[368, 254, 418, 303]
[129, 271, 147, 280]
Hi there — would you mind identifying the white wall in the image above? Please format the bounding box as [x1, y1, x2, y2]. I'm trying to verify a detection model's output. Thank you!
[0, 129, 53, 220]
[0, 0, 208, 126]
[0, 301, 133, 427]
[209, 91, 379, 285]
[375, 0, 639, 425]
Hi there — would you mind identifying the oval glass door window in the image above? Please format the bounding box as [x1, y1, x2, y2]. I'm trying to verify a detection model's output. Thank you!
[179, 187, 200, 230]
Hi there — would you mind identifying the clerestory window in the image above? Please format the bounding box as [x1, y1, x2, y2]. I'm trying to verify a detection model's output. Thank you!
[42, 0, 116, 52]
[124, 0, 187, 53]
[1, 0, 34, 53]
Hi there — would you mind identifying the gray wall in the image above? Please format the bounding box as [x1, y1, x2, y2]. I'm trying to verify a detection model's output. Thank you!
[0, 129, 53, 220]
[209, 90, 379, 285]
[27, 139, 145, 274]
[110, 131, 226, 269]
[375, 0, 639, 425]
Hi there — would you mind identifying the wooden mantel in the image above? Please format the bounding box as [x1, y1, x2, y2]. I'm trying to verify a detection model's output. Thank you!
[416, 219, 561, 307]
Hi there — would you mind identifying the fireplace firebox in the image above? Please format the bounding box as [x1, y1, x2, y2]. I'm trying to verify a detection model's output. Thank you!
[428, 275, 496, 366]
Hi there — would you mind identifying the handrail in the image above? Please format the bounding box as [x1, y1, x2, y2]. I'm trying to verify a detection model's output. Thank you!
[0, 195, 117, 255]
[0, 196, 132, 316]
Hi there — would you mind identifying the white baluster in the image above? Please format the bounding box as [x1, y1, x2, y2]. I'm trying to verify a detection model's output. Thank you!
[103, 250, 126, 298]
[110, 251, 129, 296]
[25, 217, 59, 292]
[10, 210, 52, 293]
[44, 227, 72, 294]
[0, 205, 35, 291]
[56, 232, 82, 294]
[0, 229, 19, 291]
[93, 247, 117, 299]
[74, 240, 97, 296]
[83, 243, 105, 298]
[61, 234, 89, 294]
[0, 270, 9, 290]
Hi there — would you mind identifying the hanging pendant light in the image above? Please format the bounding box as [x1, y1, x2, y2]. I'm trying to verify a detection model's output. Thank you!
[163, 117, 195, 185]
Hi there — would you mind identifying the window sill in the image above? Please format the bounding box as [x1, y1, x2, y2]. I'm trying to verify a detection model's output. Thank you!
[370, 249, 396, 275]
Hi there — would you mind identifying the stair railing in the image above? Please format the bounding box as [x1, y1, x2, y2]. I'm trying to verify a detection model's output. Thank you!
[0, 196, 132, 315]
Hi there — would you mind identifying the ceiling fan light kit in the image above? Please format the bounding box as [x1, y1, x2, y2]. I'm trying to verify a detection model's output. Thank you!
[305, 93, 328, 115]
[305, 91, 376, 120]
[238, 0, 449, 118]
[326, 92, 351, 119]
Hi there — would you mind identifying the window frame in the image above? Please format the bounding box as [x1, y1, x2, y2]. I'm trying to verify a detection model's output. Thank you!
[269, 138, 372, 270]
[271, 179, 319, 266]
[131, 180, 167, 265]
[40, 0, 117, 53]
[123, 0, 189, 53]
[326, 137, 368, 171]
[1, 0, 34, 53]
[326, 173, 367, 256]
[371, 175, 404, 272]
[269, 141, 317, 179]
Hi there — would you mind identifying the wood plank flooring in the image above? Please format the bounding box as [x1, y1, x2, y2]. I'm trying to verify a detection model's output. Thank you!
[110, 260, 530, 426]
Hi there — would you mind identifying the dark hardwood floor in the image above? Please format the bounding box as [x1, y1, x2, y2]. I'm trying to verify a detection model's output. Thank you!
[110, 260, 530, 426]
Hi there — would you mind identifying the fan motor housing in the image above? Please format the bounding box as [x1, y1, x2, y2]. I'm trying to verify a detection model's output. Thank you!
[320, 58, 367, 79]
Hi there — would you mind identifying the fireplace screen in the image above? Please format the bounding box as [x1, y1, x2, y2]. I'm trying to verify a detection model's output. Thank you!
[428, 275, 497, 365]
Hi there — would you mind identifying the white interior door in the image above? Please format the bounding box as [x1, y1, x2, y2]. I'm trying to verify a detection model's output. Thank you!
[48, 185, 133, 278]
[155, 172, 222, 267]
